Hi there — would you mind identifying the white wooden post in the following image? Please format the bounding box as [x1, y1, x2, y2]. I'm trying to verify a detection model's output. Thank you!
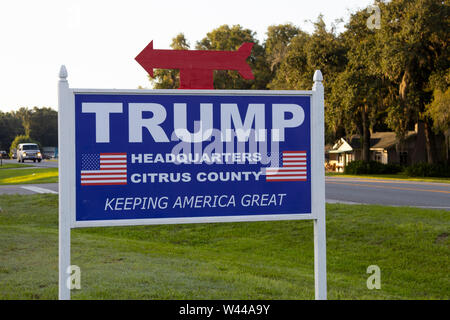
[58, 65, 72, 300]
[312, 70, 327, 300]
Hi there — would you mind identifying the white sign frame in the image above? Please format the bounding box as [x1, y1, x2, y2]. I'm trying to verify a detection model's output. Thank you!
[58, 65, 326, 300]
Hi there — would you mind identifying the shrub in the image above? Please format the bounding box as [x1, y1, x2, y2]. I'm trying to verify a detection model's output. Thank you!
[405, 162, 450, 177]
[344, 160, 403, 175]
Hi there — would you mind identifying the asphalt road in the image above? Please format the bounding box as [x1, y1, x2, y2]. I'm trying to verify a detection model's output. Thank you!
[326, 176, 450, 209]
[0, 160, 449, 209]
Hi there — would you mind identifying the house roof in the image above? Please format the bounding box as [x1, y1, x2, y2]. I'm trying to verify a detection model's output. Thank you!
[329, 138, 353, 153]
[329, 131, 416, 153]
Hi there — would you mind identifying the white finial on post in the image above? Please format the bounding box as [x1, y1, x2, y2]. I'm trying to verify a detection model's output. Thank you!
[59, 65, 68, 81]
[313, 69, 323, 82]
[313, 70, 323, 91]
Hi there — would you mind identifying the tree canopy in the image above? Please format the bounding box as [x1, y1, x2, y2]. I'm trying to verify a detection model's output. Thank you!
[4, 1, 448, 165]
[149, 1, 449, 164]
[0, 107, 57, 153]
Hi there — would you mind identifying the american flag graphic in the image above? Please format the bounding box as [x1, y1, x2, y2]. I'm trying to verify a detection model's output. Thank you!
[80, 153, 127, 186]
[263, 151, 307, 182]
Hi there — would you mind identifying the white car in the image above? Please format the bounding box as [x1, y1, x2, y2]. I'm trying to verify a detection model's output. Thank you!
[17, 143, 43, 163]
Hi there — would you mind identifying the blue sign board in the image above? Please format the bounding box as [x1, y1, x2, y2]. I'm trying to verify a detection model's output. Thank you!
[74, 92, 311, 224]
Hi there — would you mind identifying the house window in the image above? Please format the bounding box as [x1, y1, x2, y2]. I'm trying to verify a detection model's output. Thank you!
[400, 152, 408, 166]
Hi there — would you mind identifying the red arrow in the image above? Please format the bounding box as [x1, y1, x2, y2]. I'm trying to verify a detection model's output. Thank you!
[135, 40, 254, 89]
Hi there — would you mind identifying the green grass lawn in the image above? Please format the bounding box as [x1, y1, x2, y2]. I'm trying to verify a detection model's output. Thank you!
[0, 168, 58, 185]
[326, 172, 450, 184]
[0, 163, 33, 169]
[0, 194, 448, 300]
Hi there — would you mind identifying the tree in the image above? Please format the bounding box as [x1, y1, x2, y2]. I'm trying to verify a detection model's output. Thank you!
[28, 107, 58, 147]
[426, 86, 450, 133]
[377, 0, 450, 163]
[426, 68, 450, 163]
[0, 107, 58, 152]
[265, 24, 301, 73]
[328, 9, 386, 161]
[269, 16, 347, 90]
[304, 16, 347, 84]
[269, 16, 347, 143]
[15, 107, 32, 136]
[267, 31, 311, 90]
[0, 111, 24, 150]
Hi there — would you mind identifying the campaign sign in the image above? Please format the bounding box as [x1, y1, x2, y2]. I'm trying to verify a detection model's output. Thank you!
[74, 91, 312, 225]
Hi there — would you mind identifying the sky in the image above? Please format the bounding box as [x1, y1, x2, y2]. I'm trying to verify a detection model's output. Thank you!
[0, 0, 374, 112]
